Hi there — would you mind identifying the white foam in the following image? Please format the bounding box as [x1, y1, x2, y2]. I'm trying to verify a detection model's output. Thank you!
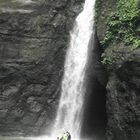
[23, 136, 89, 140]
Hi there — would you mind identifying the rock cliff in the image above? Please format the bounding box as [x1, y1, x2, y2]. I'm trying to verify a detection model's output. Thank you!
[96, 0, 140, 140]
[0, 0, 140, 139]
[0, 0, 84, 136]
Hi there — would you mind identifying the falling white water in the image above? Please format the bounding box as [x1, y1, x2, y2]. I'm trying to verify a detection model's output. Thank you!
[52, 0, 96, 139]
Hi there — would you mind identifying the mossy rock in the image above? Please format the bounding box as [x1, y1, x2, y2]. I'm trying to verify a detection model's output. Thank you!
[99, 0, 140, 50]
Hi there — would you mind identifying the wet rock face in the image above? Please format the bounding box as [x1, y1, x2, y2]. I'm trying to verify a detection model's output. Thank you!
[96, 0, 140, 140]
[0, 0, 84, 136]
[81, 32, 107, 140]
[106, 48, 140, 140]
[105, 55, 140, 138]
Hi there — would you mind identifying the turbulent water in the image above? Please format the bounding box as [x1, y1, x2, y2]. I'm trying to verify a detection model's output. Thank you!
[52, 0, 96, 139]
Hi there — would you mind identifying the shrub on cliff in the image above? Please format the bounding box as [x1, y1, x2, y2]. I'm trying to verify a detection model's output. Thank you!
[102, 0, 140, 50]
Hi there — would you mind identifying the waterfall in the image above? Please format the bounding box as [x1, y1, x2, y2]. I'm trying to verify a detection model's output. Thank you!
[52, 0, 96, 138]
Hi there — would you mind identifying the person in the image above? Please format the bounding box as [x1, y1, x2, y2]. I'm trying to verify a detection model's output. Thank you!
[59, 132, 71, 140]
[66, 131, 71, 140]
[60, 133, 67, 140]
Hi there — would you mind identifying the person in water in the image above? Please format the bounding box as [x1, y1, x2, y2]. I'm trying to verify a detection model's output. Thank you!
[66, 131, 71, 140]
[59, 131, 71, 140]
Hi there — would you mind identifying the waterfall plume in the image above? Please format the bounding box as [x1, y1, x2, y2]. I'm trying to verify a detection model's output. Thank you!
[52, 0, 96, 139]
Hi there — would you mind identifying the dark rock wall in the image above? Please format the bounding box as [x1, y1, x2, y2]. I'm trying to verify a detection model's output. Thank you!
[96, 0, 140, 140]
[81, 31, 107, 140]
[0, 0, 84, 136]
[1, 0, 140, 139]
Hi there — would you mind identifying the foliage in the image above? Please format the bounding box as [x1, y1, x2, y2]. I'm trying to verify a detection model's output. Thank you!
[101, 55, 114, 65]
[95, 0, 101, 24]
[62, 34, 69, 48]
[101, 0, 140, 49]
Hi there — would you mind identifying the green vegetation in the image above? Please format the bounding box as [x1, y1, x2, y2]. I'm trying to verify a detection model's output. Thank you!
[95, 0, 101, 24]
[101, 0, 140, 50]
[101, 55, 114, 65]
[63, 34, 69, 48]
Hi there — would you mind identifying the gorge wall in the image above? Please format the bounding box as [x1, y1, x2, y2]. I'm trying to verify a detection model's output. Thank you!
[96, 0, 140, 140]
[0, 0, 140, 140]
[0, 0, 84, 136]
[81, 32, 107, 140]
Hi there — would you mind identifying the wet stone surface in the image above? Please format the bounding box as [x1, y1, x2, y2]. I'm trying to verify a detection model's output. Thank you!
[0, 0, 84, 136]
